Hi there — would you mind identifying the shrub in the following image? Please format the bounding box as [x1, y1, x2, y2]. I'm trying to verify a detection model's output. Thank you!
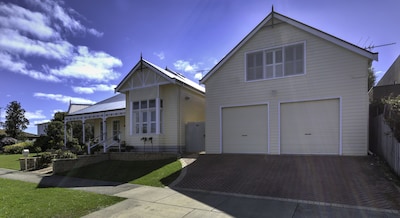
[67, 138, 85, 155]
[54, 150, 77, 159]
[383, 95, 400, 141]
[37, 152, 54, 168]
[1, 137, 18, 147]
[3, 141, 33, 154]
[34, 135, 51, 151]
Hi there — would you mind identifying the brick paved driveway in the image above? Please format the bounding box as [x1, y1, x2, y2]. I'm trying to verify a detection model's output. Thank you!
[174, 154, 400, 210]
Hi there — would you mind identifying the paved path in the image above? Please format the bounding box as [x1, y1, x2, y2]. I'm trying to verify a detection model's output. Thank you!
[1, 156, 399, 217]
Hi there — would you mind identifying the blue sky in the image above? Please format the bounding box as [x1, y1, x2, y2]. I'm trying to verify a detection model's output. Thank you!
[0, 0, 399, 134]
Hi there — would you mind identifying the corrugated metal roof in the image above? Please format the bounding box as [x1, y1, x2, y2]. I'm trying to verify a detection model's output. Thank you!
[116, 58, 205, 94]
[68, 94, 125, 115]
[145, 60, 205, 93]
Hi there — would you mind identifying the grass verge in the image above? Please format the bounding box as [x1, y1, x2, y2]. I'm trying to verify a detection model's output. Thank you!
[59, 158, 182, 187]
[0, 153, 37, 170]
[0, 178, 124, 218]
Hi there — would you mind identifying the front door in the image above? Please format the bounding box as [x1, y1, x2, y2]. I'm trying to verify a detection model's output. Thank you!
[113, 120, 120, 141]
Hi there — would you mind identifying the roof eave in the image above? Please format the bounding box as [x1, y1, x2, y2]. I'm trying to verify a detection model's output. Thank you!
[200, 11, 378, 84]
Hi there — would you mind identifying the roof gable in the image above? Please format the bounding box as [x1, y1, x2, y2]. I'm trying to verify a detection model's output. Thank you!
[116, 58, 205, 93]
[200, 11, 378, 83]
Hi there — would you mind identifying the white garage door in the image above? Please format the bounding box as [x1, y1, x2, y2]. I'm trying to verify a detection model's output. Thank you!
[222, 105, 268, 153]
[280, 99, 339, 154]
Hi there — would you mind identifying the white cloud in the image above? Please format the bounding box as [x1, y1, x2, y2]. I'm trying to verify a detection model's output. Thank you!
[0, 0, 117, 84]
[33, 119, 51, 125]
[25, 110, 46, 120]
[0, 28, 74, 60]
[50, 46, 122, 82]
[34, 92, 96, 104]
[0, 2, 57, 40]
[173, 60, 199, 73]
[154, 51, 165, 60]
[88, 28, 104, 37]
[0, 52, 61, 82]
[194, 72, 203, 80]
[25, 0, 103, 38]
[72, 84, 116, 94]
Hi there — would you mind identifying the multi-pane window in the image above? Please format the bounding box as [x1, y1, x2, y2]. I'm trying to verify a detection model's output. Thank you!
[113, 120, 120, 141]
[132, 99, 162, 134]
[246, 43, 304, 81]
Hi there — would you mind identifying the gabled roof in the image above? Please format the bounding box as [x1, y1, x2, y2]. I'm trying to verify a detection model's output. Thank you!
[200, 11, 378, 83]
[115, 58, 205, 94]
[67, 103, 92, 114]
[68, 94, 125, 115]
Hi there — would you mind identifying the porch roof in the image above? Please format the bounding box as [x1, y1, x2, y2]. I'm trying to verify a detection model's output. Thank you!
[68, 93, 125, 116]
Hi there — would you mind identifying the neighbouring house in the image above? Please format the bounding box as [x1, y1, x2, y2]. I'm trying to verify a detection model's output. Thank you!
[65, 93, 126, 153]
[200, 10, 378, 155]
[370, 55, 400, 103]
[65, 58, 205, 154]
[376, 55, 400, 86]
[37, 122, 49, 136]
[115, 58, 205, 153]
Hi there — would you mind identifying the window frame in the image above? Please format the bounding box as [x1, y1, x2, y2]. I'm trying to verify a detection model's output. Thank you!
[131, 99, 162, 135]
[245, 41, 306, 81]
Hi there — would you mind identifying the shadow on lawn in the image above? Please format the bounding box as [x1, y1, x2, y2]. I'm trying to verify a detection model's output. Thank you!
[37, 158, 178, 188]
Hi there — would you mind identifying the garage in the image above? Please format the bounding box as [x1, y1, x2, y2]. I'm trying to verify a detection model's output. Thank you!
[222, 104, 268, 153]
[280, 99, 340, 154]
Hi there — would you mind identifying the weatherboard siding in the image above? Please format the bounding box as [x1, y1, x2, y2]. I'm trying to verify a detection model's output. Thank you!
[123, 84, 205, 151]
[204, 22, 369, 155]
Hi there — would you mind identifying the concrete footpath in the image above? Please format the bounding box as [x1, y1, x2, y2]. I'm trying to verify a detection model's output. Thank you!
[1, 168, 399, 218]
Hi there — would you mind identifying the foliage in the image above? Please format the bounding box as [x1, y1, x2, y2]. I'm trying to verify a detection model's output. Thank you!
[45, 121, 65, 150]
[382, 95, 400, 141]
[4, 101, 29, 140]
[368, 67, 376, 91]
[37, 152, 54, 168]
[3, 141, 34, 154]
[54, 149, 77, 159]
[33, 135, 51, 152]
[0, 137, 18, 147]
[52, 111, 67, 122]
[0, 178, 124, 218]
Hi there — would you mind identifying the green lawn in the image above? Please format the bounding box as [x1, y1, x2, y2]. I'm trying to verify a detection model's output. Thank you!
[0, 178, 124, 218]
[59, 158, 182, 187]
[0, 153, 36, 170]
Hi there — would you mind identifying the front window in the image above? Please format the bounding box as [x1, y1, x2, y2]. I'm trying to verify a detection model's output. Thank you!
[246, 42, 305, 81]
[132, 99, 162, 134]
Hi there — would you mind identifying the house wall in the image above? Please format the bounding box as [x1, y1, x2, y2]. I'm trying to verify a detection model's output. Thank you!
[91, 116, 125, 141]
[204, 22, 370, 155]
[124, 84, 205, 152]
[377, 55, 400, 86]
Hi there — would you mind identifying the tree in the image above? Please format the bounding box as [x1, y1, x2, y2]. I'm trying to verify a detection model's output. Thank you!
[4, 101, 29, 139]
[368, 67, 376, 91]
[45, 121, 64, 149]
[43, 111, 67, 150]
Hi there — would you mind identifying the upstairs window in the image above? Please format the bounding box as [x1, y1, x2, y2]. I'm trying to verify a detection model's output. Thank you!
[246, 42, 305, 81]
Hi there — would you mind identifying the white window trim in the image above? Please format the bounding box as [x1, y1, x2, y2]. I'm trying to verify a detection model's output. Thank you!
[131, 99, 162, 135]
[245, 41, 307, 82]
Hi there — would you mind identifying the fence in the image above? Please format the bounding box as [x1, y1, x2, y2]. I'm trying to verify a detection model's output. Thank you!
[371, 115, 400, 177]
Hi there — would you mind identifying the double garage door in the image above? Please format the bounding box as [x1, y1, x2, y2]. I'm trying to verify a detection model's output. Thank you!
[222, 99, 339, 154]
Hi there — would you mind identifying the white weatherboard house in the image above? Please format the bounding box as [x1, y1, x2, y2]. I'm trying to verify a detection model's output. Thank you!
[65, 58, 205, 153]
[200, 10, 378, 155]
